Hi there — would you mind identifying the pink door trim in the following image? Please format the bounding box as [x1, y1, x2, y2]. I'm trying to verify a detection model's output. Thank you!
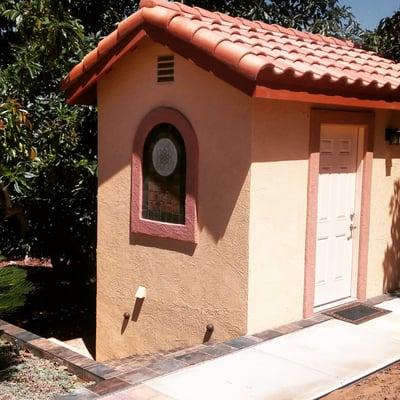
[303, 109, 374, 318]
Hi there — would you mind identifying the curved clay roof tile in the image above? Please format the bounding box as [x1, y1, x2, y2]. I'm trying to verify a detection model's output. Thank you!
[62, 0, 400, 105]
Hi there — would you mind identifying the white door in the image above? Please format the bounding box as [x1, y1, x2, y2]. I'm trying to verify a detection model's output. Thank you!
[314, 124, 360, 308]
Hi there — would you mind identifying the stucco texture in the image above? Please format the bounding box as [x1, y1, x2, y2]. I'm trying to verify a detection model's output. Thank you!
[367, 110, 400, 297]
[95, 35, 400, 361]
[96, 39, 252, 360]
[247, 102, 400, 334]
[247, 99, 310, 333]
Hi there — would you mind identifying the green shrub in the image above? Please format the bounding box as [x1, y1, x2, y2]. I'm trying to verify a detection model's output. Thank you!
[0, 267, 33, 316]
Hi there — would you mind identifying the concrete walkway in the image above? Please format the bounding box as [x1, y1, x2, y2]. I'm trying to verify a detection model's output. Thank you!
[101, 299, 400, 400]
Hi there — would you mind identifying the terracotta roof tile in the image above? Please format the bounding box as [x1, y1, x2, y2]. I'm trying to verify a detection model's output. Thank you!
[117, 11, 144, 38]
[62, 0, 400, 106]
[191, 28, 225, 53]
[97, 30, 118, 56]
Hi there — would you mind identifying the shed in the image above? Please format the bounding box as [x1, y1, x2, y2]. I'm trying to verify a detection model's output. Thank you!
[63, 0, 400, 361]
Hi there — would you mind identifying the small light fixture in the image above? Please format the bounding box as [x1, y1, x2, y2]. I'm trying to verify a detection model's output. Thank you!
[385, 128, 400, 145]
[135, 286, 147, 299]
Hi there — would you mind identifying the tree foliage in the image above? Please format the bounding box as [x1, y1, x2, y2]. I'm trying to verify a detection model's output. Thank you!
[0, 1, 104, 269]
[184, 0, 362, 40]
[363, 10, 400, 63]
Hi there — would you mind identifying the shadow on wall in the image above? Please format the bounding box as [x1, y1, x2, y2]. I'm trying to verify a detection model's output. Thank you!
[383, 179, 400, 292]
[99, 97, 311, 249]
[100, 110, 253, 247]
[130, 233, 196, 256]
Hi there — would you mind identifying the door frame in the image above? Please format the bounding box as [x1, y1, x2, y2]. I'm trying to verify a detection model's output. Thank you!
[303, 109, 374, 318]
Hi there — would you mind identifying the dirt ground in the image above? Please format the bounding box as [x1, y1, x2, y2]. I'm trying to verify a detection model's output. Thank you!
[0, 338, 89, 400]
[323, 362, 400, 399]
[0, 258, 51, 268]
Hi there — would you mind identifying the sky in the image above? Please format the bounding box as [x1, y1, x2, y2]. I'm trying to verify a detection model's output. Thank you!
[340, 0, 400, 29]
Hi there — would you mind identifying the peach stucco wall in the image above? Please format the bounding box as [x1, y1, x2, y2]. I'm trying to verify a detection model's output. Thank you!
[247, 99, 310, 334]
[367, 110, 400, 297]
[96, 39, 252, 360]
[247, 102, 400, 334]
[96, 34, 400, 360]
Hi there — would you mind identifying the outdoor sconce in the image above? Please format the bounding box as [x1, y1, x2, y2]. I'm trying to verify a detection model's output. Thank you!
[385, 128, 400, 145]
[135, 286, 147, 299]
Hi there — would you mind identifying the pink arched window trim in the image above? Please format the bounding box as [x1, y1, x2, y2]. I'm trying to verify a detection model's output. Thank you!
[131, 107, 198, 243]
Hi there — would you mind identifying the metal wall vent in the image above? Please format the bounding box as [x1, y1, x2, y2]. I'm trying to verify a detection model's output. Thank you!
[157, 55, 174, 83]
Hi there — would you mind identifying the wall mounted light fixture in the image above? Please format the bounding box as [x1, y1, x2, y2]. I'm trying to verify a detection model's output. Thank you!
[135, 286, 147, 299]
[385, 128, 400, 145]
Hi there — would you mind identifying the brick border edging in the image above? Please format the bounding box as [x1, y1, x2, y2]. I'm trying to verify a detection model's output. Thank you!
[0, 319, 113, 384]
[1, 292, 398, 399]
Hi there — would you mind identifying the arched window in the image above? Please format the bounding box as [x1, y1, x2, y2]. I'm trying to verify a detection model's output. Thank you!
[131, 108, 198, 243]
[142, 124, 186, 224]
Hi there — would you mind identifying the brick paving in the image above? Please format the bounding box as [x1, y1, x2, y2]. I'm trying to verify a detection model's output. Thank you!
[1, 292, 398, 399]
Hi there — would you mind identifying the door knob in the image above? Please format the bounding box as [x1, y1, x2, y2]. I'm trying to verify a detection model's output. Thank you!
[348, 223, 357, 239]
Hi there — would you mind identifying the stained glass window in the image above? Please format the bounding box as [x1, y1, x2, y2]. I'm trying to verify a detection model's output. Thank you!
[142, 123, 186, 224]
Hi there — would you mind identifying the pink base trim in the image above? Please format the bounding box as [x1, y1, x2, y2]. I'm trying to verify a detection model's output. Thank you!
[303, 110, 374, 318]
[131, 107, 199, 243]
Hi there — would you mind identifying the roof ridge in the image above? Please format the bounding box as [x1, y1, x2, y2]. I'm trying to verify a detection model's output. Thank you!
[139, 0, 355, 49]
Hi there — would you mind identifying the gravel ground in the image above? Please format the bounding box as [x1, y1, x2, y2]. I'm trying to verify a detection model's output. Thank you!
[323, 362, 400, 400]
[0, 338, 89, 400]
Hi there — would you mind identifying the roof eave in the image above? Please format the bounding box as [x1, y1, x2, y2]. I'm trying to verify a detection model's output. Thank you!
[64, 24, 256, 105]
[254, 86, 400, 111]
[65, 28, 148, 105]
